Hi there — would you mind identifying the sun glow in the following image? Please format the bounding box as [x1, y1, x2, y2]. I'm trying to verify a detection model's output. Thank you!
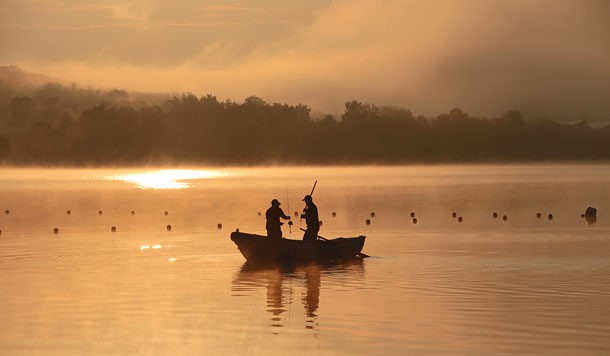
[112, 169, 228, 189]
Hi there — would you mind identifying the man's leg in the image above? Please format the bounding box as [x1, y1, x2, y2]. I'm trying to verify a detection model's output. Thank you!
[303, 228, 318, 241]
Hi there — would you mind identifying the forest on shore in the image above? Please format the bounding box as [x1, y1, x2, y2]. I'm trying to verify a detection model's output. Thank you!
[1, 66, 609, 166]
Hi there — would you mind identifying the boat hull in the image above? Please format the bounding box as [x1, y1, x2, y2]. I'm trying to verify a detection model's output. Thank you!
[230, 231, 366, 264]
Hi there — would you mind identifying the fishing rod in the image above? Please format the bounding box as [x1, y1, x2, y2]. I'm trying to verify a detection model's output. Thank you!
[285, 177, 292, 234]
[309, 180, 317, 197]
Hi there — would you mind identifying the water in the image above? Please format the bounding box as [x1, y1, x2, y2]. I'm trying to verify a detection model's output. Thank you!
[1, 165, 609, 355]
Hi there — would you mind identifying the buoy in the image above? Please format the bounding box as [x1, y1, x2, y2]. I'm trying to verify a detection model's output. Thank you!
[0, 229, 2, 235]
[365, 219, 371, 225]
[580, 214, 585, 218]
[217, 223, 222, 229]
[67, 210, 71, 215]
[111, 226, 116, 232]
[585, 207, 597, 225]
[536, 212, 542, 219]
[332, 212, 336, 217]
[164, 211, 169, 216]
[410, 212, 415, 218]
[503, 215, 508, 221]
[98, 210, 103, 215]
[452, 212, 457, 218]
[5, 210, 9, 215]
[257, 212, 261, 216]
[319, 220, 323, 226]
[294, 211, 298, 217]
[493, 212, 498, 218]
[131, 211, 135, 215]
[53, 227, 59, 234]
[166, 224, 172, 231]
[371, 212, 375, 218]
[412, 218, 417, 224]
[548, 214, 553, 220]
[458, 216, 463, 223]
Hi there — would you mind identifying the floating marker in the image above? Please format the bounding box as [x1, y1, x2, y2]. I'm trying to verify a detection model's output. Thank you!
[412, 218, 418, 224]
[131, 211, 135, 215]
[166, 224, 172, 231]
[257, 212, 261, 216]
[294, 211, 298, 217]
[319, 220, 323, 226]
[548, 214, 553, 220]
[332, 212, 336, 217]
[503, 215, 508, 221]
[98, 210, 103, 215]
[580, 214, 585, 218]
[536, 212, 542, 219]
[458, 216, 463, 223]
[371, 212, 375, 218]
[53, 227, 59, 234]
[111, 226, 117, 232]
[164, 211, 169, 216]
[5, 210, 9, 215]
[67, 210, 71, 215]
[365, 219, 371, 225]
[217, 223, 222, 229]
[410, 212, 415, 218]
[493, 212, 498, 218]
[585, 207, 597, 225]
[452, 212, 457, 218]
[0, 229, 2, 236]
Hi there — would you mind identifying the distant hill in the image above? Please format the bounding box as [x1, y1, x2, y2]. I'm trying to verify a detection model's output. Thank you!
[0, 65, 169, 105]
[0, 66, 172, 137]
[0, 65, 63, 90]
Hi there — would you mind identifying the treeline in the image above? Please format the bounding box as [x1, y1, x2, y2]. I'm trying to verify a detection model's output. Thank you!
[0, 73, 609, 165]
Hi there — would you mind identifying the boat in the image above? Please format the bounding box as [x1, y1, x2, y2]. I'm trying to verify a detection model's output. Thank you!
[230, 230, 367, 264]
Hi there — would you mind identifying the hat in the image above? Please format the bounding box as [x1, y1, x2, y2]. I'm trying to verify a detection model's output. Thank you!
[271, 199, 281, 206]
[302, 195, 312, 202]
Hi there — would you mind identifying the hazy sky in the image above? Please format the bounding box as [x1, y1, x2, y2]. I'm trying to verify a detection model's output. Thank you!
[1, 0, 609, 120]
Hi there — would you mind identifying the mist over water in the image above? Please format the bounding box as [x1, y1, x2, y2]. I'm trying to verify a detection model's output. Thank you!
[1, 164, 609, 354]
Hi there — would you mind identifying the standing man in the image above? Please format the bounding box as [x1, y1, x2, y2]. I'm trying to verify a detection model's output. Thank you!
[301, 195, 320, 241]
[266, 199, 291, 239]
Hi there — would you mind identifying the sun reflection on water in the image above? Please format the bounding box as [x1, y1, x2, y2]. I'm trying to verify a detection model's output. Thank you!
[111, 169, 230, 189]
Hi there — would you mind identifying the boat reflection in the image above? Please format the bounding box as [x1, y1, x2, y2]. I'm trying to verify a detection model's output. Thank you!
[231, 260, 365, 334]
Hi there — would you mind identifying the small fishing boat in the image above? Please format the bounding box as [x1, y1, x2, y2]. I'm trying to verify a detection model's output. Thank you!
[230, 230, 367, 264]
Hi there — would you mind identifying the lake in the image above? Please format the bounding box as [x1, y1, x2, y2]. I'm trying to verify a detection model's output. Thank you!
[1, 164, 609, 355]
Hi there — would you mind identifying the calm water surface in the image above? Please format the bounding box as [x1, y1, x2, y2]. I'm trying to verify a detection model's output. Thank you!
[0, 165, 609, 355]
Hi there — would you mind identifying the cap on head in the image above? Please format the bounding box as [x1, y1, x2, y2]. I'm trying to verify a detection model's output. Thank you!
[271, 199, 281, 206]
[303, 195, 312, 202]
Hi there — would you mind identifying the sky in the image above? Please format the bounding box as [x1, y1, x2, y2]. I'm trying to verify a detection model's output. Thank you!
[1, 0, 609, 121]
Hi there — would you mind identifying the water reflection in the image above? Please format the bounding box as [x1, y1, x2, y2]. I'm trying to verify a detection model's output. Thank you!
[303, 265, 320, 320]
[231, 260, 365, 334]
[110, 169, 230, 189]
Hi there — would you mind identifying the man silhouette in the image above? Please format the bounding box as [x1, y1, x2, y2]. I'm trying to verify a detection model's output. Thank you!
[301, 195, 319, 241]
[266, 199, 291, 239]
